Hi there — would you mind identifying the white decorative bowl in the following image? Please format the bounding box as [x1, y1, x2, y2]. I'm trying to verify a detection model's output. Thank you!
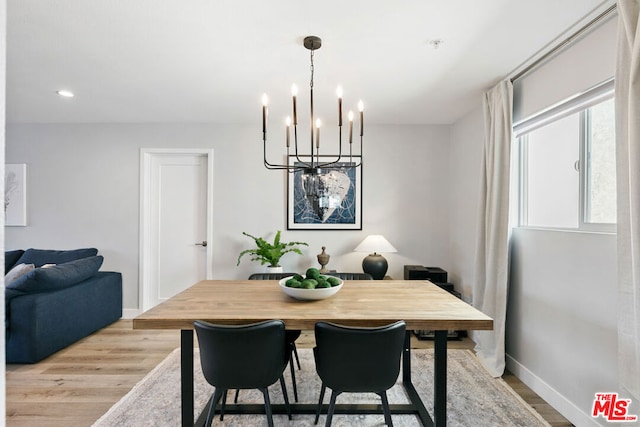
[278, 276, 344, 300]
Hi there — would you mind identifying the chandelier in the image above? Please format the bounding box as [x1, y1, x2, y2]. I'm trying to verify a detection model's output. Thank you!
[261, 35, 364, 220]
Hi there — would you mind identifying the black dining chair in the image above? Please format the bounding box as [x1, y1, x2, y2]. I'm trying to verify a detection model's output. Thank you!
[325, 272, 373, 280]
[194, 319, 292, 427]
[248, 272, 301, 401]
[247, 273, 297, 280]
[313, 320, 406, 427]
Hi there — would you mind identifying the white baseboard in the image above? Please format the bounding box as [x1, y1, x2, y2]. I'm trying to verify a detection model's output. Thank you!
[122, 308, 141, 319]
[506, 353, 601, 427]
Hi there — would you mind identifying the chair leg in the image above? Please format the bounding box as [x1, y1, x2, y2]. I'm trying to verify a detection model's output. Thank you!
[279, 375, 292, 420]
[260, 388, 274, 427]
[289, 355, 299, 402]
[234, 388, 240, 403]
[379, 391, 393, 427]
[208, 388, 224, 427]
[292, 342, 301, 369]
[325, 390, 340, 427]
[314, 383, 326, 425]
[220, 389, 228, 421]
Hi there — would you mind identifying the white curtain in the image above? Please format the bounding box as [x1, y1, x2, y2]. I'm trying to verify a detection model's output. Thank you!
[616, 0, 640, 401]
[472, 80, 513, 378]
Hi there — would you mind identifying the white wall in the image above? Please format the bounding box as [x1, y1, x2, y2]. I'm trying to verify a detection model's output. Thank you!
[507, 228, 617, 426]
[5, 123, 451, 310]
[447, 106, 484, 302]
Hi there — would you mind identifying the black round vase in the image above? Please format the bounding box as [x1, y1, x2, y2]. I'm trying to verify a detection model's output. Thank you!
[362, 253, 388, 280]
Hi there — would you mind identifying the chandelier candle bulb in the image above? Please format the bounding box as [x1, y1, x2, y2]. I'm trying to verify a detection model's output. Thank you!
[348, 110, 354, 144]
[292, 84, 298, 126]
[315, 119, 321, 148]
[358, 100, 364, 137]
[285, 117, 291, 148]
[337, 86, 343, 127]
[262, 94, 268, 134]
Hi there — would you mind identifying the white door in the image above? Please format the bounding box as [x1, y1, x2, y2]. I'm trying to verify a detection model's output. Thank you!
[140, 149, 214, 312]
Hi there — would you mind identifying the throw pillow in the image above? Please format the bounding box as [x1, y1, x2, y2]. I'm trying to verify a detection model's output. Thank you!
[4, 249, 25, 273]
[6, 255, 104, 294]
[4, 263, 35, 286]
[15, 248, 99, 267]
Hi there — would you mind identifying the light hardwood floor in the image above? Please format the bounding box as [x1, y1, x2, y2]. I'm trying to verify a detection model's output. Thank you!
[5, 320, 573, 426]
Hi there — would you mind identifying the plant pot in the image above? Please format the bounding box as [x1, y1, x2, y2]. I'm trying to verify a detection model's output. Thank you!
[266, 266, 284, 273]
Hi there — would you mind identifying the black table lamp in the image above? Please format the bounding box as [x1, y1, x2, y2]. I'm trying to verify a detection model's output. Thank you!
[354, 235, 397, 280]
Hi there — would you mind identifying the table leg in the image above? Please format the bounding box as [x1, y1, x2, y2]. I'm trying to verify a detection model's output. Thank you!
[434, 330, 447, 427]
[181, 329, 194, 427]
[402, 331, 433, 426]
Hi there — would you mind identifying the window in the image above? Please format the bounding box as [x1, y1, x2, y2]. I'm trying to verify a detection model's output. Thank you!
[514, 80, 616, 232]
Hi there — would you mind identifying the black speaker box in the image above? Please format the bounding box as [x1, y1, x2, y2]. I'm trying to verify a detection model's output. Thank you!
[435, 282, 455, 293]
[404, 265, 428, 279]
[403, 265, 448, 283]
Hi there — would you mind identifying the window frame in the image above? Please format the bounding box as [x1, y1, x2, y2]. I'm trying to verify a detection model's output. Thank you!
[514, 78, 616, 233]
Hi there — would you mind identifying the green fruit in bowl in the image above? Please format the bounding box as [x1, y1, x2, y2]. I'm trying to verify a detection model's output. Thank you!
[283, 270, 342, 291]
[327, 276, 340, 287]
[301, 279, 318, 289]
[286, 278, 301, 288]
[305, 267, 321, 280]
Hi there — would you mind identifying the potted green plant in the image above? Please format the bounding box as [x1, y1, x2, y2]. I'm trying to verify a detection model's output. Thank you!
[237, 230, 308, 272]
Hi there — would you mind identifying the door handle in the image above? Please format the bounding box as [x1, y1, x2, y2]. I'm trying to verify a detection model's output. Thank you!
[195, 241, 207, 247]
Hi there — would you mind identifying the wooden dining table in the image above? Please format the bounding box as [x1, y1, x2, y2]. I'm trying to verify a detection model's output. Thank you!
[133, 279, 493, 427]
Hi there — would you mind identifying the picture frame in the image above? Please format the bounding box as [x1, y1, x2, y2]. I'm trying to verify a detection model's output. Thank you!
[287, 155, 362, 230]
[5, 163, 27, 226]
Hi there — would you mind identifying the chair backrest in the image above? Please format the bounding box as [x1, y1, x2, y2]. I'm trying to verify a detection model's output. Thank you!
[314, 321, 406, 393]
[248, 273, 297, 280]
[194, 319, 287, 389]
[326, 272, 373, 280]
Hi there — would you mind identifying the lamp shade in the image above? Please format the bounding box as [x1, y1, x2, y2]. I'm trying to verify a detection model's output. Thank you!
[353, 235, 397, 254]
[354, 235, 397, 280]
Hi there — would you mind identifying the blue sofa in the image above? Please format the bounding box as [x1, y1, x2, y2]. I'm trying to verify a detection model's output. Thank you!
[4, 248, 122, 363]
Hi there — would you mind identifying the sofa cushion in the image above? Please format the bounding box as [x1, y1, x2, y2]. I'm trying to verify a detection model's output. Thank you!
[7, 255, 104, 294]
[5, 263, 35, 286]
[16, 248, 99, 268]
[5, 250, 25, 273]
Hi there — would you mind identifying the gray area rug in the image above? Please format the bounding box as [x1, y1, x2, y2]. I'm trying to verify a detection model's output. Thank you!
[93, 348, 550, 426]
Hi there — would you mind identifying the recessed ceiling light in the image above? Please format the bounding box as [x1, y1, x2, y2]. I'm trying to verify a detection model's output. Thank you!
[56, 90, 74, 98]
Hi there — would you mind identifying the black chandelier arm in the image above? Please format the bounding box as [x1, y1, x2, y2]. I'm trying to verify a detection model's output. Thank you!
[291, 124, 309, 166]
[263, 160, 312, 171]
[264, 128, 363, 170]
[315, 132, 363, 169]
[349, 134, 364, 167]
[263, 138, 311, 170]
[311, 125, 344, 168]
[264, 164, 309, 172]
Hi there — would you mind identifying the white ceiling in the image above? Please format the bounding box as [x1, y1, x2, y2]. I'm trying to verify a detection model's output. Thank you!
[6, 0, 613, 125]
